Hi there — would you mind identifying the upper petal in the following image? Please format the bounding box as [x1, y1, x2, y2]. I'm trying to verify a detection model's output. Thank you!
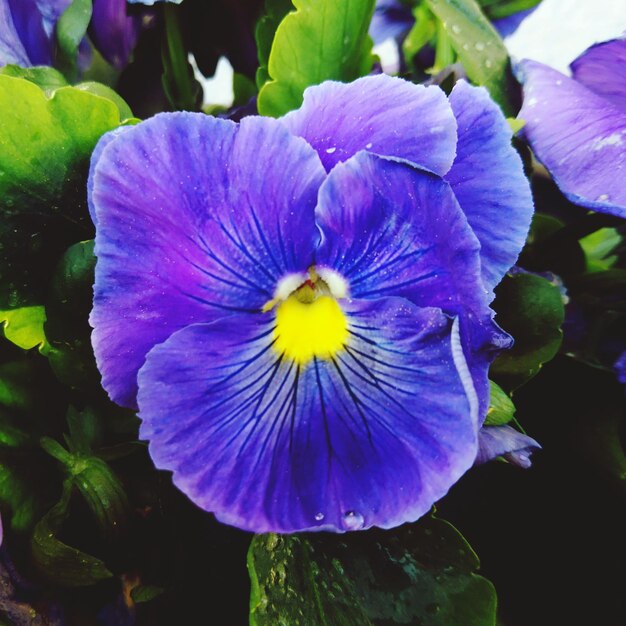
[519, 59, 626, 218]
[280, 74, 458, 175]
[90, 112, 326, 408]
[570, 38, 626, 112]
[314, 152, 509, 422]
[315, 152, 487, 317]
[446, 80, 534, 293]
[138, 297, 478, 533]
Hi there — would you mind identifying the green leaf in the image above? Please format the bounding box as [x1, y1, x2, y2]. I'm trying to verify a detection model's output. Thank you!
[485, 380, 516, 426]
[491, 272, 565, 389]
[131, 585, 165, 604]
[0, 76, 121, 308]
[425, 0, 512, 114]
[248, 516, 497, 626]
[31, 481, 114, 587]
[255, 0, 295, 89]
[75, 82, 134, 120]
[45, 240, 101, 389]
[516, 213, 586, 279]
[579, 227, 621, 273]
[161, 3, 202, 111]
[402, 4, 437, 69]
[56, 0, 93, 80]
[233, 73, 258, 107]
[42, 427, 130, 539]
[0, 307, 49, 352]
[478, 0, 541, 20]
[0, 65, 68, 94]
[257, 0, 376, 117]
[0, 460, 42, 533]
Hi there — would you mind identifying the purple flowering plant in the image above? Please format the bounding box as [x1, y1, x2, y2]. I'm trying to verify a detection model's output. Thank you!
[0, 0, 624, 624]
[89, 74, 533, 532]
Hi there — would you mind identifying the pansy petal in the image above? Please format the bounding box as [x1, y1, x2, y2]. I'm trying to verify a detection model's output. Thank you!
[87, 126, 131, 225]
[90, 112, 325, 408]
[280, 74, 457, 175]
[89, 0, 143, 69]
[476, 425, 540, 468]
[0, 0, 45, 66]
[6, 0, 52, 65]
[315, 152, 511, 421]
[369, 0, 414, 44]
[138, 297, 478, 533]
[34, 0, 71, 37]
[315, 152, 486, 315]
[570, 38, 626, 112]
[519, 60, 626, 218]
[446, 80, 534, 292]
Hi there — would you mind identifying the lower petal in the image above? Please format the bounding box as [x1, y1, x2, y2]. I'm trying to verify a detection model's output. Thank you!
[138, 297, 479, 533]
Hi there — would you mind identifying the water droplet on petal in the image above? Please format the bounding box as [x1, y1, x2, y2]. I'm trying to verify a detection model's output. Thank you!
[341, 511, 364, 530]
[315, 512, 325, 521]
[365, 142, 373, 149]
[325, 147, 337, 154]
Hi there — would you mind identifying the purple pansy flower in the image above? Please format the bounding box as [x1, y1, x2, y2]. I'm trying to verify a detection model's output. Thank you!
[89, 74, 533, 533]
[0, 0, 173, 70]
[518, 38, 626, 219]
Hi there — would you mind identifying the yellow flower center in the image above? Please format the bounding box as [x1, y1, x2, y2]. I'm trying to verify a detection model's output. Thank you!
[271, 272, 348, 365]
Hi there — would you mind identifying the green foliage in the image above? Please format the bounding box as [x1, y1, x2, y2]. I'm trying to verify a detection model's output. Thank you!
[257, 0, 376, 117]
[248, 516, 496, 625]
[517, 213, 586, 279]
[491, 272, 565, 389]
[425, 0, 512, 113]
[0, 307, 49, 353]
[45, 240, 101, 390]
[56, 0, 93, 80]
[131, 585, 165, 604]
[0, 65, 68, 93]
[255, 0, 295, 89]
[485, 380, 516, 426]
[31, 482, 114, 587]
[0, 359, 64, 533]
[161, 3, 202, 111]
[579, 227, 621, 273]
[74, 82, 134, 120]
[478, 0, 542, 19]
[402, 4, 437, 69]
[0, 76, 121, 309]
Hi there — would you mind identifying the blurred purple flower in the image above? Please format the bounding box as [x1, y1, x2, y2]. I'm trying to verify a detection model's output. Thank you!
[369, 0, 413, 45]
[0, 0, 70, 67]
[88, 74, 532, 533]
[519, 38, 626, 218]
[615, 352, 626, 386]
[0, 0, 176, 70]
